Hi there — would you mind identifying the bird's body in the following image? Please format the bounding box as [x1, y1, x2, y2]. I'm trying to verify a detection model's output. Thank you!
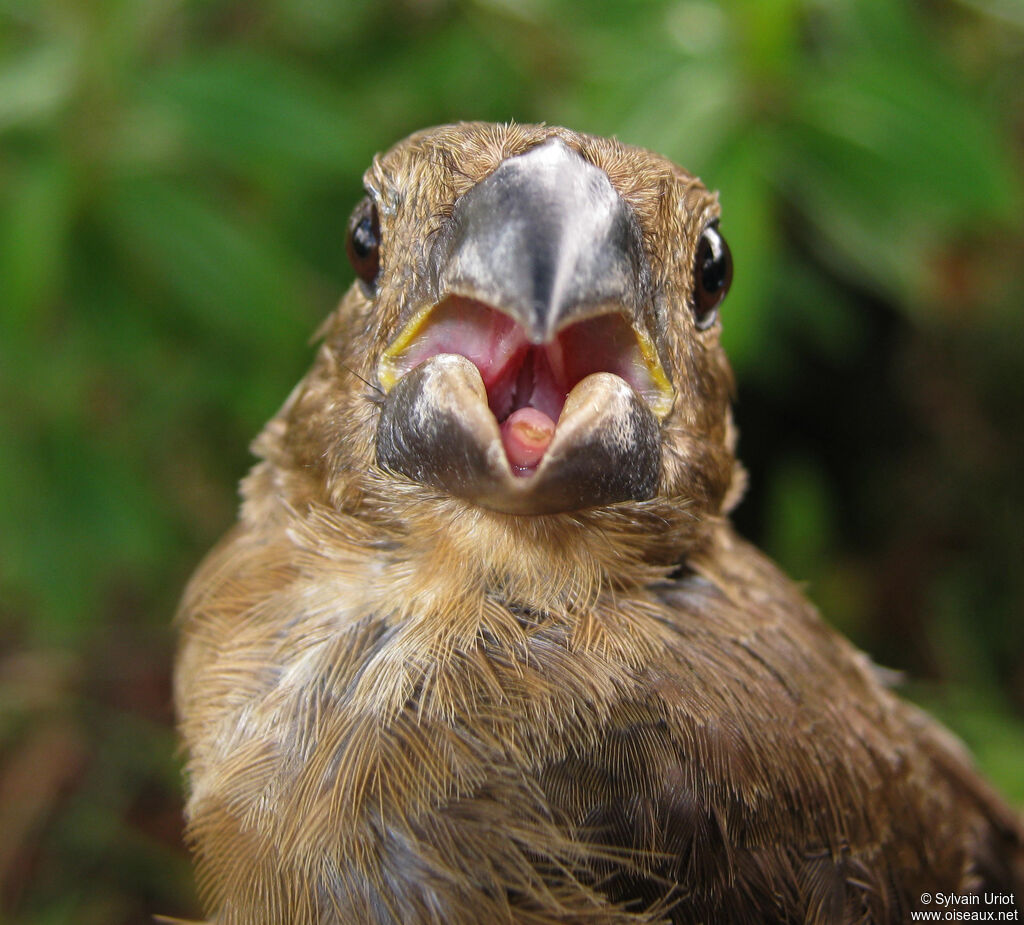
[175, 123, 1023, 923]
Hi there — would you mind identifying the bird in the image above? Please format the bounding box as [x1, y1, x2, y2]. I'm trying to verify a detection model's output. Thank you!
[174, 122, 1024, 924]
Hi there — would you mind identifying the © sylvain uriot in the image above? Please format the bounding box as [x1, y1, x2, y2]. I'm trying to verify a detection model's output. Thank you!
[174, 123, 1024, 923]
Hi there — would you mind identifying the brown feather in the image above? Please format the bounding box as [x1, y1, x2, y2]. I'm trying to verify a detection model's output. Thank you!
[175, 122, 1024, 923]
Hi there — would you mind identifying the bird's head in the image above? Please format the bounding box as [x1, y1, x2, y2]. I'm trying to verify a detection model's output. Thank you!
[255, 123, 742, 563]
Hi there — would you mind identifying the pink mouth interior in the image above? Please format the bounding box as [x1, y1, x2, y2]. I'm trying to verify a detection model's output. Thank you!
[390, 296, 656, 475]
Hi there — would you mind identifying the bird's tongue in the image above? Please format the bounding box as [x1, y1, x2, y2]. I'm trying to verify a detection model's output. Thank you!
[500, 407, 555, 471]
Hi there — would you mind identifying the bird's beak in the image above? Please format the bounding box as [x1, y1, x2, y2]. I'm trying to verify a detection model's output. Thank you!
[375, 138, 674, 514]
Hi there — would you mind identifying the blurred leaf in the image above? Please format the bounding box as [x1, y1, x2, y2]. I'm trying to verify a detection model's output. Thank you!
[776, 255, 867, 365]
[912, 684, 1024, 804]
[0, 41, 77, 132]
[762, 455, 835, 582]
[787, 1, 1023, 309]
[729, 0, 802, 77]
[706, 127, 779, 376]
[955, 0, 1024, 30]
[104, 173, 311, 351]
[365, 15, 539, 136]
[0, 153, 75, 331]
[616, 59, 743, 174]
[143, 51, 362, 179]
[795, 58, 1020, 222]
[1, 423, 173, 640]
[269, 0, 356, 43]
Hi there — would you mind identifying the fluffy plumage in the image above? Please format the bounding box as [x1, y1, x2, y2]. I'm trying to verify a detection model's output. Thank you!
[175, 122, 1023, 923]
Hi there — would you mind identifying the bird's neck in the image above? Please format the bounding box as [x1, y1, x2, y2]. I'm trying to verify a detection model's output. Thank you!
[247, 488, 719, 722]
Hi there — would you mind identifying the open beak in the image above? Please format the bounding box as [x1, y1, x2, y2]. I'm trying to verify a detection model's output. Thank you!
[375, 138, 674, 514]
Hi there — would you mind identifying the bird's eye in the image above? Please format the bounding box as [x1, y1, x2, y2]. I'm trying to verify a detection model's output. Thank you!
[346, 197, 381, 289]
[692, 222, 732, 330]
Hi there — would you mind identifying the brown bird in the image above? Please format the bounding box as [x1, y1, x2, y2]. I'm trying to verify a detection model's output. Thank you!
[175, 122, 1024, 924]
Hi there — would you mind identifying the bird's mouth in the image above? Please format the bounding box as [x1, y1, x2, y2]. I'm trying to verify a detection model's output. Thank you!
[378, 296, 672, 477]
[373, 136, 673, 514]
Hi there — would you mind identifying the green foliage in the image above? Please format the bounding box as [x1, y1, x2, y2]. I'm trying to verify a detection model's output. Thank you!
[1, 0, 1022, 921]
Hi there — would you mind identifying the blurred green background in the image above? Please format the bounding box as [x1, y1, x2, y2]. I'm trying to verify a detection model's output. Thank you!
[1, 0, 1022, 921]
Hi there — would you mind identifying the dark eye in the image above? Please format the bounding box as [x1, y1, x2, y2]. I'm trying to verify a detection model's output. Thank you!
[346, 197, 381, 289]
[693, 221, 732, 330]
